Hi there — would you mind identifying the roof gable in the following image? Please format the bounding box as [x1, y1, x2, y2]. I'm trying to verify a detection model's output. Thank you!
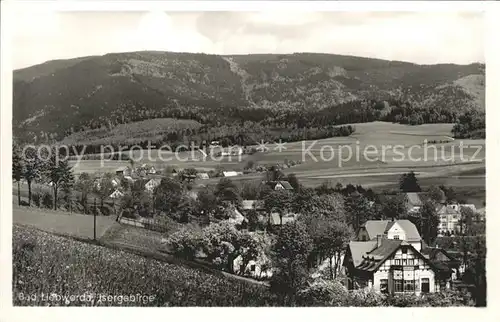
[406, 192, 423, 206]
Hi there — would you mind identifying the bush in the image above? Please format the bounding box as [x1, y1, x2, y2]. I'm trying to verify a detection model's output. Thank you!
[348, 288, 386, 307]
[423, 289, 473, 307]
[297, 279, 348, 306]
[41, 192, 53, 209]
[385, 293, 426, 307]
[166, 228, 202, 260]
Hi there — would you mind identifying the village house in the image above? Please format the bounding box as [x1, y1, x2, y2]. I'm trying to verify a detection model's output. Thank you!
[144, 178, 162, 193]
[344, 219, 452, 295]
[115, 166, 132, 176]
[265, 180, 294, 191]
[405, 192, 423, 214]
[436, 203, 479, 236]
[197, 172, 210, 180]
[269, 212, 298, 226]
[109, 189, 124, 199]
[222, 171, 239, 177]
[233, 252, 273, 279]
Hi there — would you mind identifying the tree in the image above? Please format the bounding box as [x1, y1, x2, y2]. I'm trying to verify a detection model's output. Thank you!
[166, 227, 202, 260]
[310, 219, 352, 279]
[286, 173, 301, 191]
[214, 178, 242, 207]
[427, 185, 445, 203]
[93, 173, 114, 211]
[264, 189, 294, 225]
[247, 209, 260, 231]
[198, 222, 261, 273]
[345, 193, 374, 231]
[264, 165, 285, 182]
[459, 206, 475, 236]
[75, 172, 94, 210]
[399, 171, 421, 192]
[240, 179, 262, 200]
[45, 153, 74, 210]
[417, 200, 440, 245]
[270, 222, 313, 303]
[381, 195, 407, 220]
[154, 177, 185, 220]
[22, 147, 44, 206]
[12, 146, 23, 206]
[196, 185, 218, 220]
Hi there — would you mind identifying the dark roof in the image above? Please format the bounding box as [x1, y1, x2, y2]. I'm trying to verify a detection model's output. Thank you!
[348, 241, 377, 267]
[355, 239, 403, 271]
[360, 220, 421, 242]
[349, 238, 436, 273]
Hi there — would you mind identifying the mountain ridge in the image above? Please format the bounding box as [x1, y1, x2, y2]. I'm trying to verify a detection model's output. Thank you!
[12, 51, 485, 143]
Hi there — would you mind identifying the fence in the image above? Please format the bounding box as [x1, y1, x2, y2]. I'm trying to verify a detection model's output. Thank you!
[117, 212, 172, 233]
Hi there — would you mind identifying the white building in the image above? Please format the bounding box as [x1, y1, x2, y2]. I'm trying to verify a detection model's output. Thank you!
[109, 190, 124, 199]
[144, 178, 162, 193]
[344, 220, 454, 295]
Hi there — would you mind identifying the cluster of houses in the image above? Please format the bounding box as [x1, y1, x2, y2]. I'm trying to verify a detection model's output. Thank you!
[405, 192, 484, 236]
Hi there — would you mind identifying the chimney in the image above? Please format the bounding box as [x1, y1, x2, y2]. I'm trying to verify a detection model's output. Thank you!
[376, 234, 383, 248]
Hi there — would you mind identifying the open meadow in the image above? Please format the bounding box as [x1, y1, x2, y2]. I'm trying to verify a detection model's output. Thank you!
[67, 122, 485, 203]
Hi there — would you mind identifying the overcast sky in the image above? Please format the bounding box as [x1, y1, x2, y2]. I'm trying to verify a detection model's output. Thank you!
[12, 10, 484, 69]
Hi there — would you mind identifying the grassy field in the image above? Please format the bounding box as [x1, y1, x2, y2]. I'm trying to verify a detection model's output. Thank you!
[12, 225, 275, 306]
[59, 121, 486, 204]
[12, 205, 117, 240]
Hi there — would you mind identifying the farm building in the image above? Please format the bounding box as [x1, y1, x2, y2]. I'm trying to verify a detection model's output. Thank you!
[109, 190, 124, 199]
[115, 166, 131, 176]
[145, 178, 162, 193]
[405, 192, 423, 213]
[123, 175, 135, 183]
[269, 212, 298, 226]
[233, 252, 273, 279]
[111, 178, 121, 187]
[222, 171, 239, 177]
[241, 200, 265, 211]
[266, 180, 294, 191]
[344, 220, 453, 295]
[197, 172, 210, 180]
[227, 208, 247, 226]
[436, 203, 480, 235]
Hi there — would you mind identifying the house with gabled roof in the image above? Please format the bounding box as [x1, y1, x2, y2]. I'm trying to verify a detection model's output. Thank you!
[357, 219, 422, 251]
[405, 192, 423, 213]
[345, 219, 453, 295]
[144, 178, 162, 193]
[266, 180, 294, 191]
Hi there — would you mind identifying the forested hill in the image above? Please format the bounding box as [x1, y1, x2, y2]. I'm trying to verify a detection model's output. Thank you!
[13, 51, 485, 143]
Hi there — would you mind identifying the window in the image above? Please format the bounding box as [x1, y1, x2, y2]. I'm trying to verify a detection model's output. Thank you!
[407, 259, 414, 266]
[394, 280, 403, 293]
[394, 259, 402, 265]
[402, 248, 408, 254]
[380, 279, 388, 294]
[402, 259, 407, 265]
[393, 235, 400, 240]
[250, 265, 256, 272]
[404, 280, 415, 292]
[421, 278, 430, 293]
